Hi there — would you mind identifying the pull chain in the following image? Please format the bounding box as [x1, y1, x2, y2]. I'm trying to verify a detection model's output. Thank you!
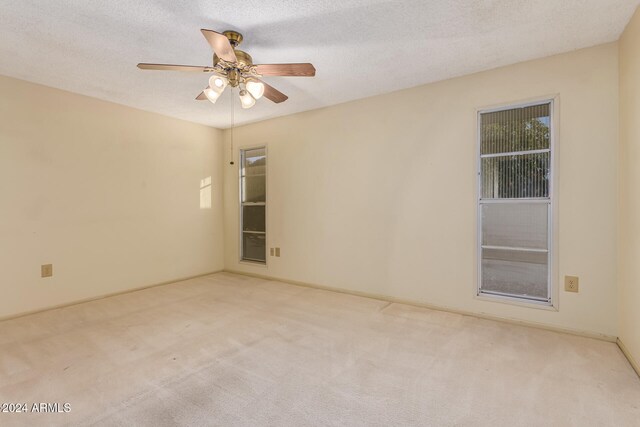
[229, 87, 235, 165]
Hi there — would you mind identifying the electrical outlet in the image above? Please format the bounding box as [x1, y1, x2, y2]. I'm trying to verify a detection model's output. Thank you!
[275, 247, 280, 257]
[565, 276, 579, 293]
[41, 264, 53, 278]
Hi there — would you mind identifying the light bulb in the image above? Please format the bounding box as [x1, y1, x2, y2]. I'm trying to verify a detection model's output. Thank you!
[245, 79, 265, 100]
[204, 87, 220, 103]
[208, 73, 227, 94]
[212, 76, 225, 88]
[239, 90, 256, 109]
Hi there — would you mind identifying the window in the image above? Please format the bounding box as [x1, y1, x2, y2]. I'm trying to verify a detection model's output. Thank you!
[478, 101, 553, 304]
[240, 147, 266, 263]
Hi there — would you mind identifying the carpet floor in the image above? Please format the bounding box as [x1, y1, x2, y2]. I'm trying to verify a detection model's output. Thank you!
[0, 272, 638, 426]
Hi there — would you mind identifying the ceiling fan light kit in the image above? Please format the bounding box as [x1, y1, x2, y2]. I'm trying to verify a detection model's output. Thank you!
[203, 86, 221, 103]
[245, 78, 265, 100]
[137, 29, 316, 109]
[209, 73, 227, 91]
[239, 89, 257, 109]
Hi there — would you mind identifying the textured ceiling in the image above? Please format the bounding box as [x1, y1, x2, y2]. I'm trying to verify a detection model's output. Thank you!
[0, 0, 638, 129]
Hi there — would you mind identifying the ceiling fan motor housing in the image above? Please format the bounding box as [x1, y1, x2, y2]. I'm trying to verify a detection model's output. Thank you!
[212, 31, 253, 87]
[213, 50, 252, 87]
[220, 31, 251, 64]
[214, 49, 253, 68]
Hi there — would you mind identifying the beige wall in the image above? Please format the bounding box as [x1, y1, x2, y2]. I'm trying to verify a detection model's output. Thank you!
[0, 76, 225, 318]
[224, 43, 619, 338]
[619, 7, 640, 368]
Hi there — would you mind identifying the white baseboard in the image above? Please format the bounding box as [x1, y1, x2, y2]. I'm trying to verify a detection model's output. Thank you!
[0, 270, 223, 322]
[617, 338, 640, 379]
[224, 269, 618, 343]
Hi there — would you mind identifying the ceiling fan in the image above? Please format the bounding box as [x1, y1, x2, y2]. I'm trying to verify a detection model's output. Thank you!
[137, 29, 316, 108]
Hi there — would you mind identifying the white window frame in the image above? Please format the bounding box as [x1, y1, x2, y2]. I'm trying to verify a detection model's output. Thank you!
[239, 145, 267, 265]
[476, 98, 557, 308]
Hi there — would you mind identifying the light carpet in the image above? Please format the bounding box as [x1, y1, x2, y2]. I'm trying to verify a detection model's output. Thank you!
[0, 272, 638, 426]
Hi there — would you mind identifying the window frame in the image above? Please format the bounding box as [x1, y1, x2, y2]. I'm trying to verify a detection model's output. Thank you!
[475, 98, 557, 308]
[239, 145, 268, 265]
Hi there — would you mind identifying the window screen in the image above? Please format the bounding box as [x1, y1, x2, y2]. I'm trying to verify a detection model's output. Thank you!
[240, 147, 266, 263]
[478, 102, 553, 303]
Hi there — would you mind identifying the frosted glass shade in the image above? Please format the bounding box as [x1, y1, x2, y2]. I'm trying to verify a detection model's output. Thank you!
[239, 90, 256, 109]
[246, 79, 265, 100]
[208, 74, 227, 93]
[203, 87, 221, 103]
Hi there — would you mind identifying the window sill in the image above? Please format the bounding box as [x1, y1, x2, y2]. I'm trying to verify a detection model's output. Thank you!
[238, 260, 268, 268]
[475, 293, 558, 311]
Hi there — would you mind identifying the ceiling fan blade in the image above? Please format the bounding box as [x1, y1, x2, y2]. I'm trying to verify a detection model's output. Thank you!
[196, 90, 208, 101]
[200, 29, 237, 62]
[259, 79, 288, 103]
[137, 63, 212, 72]
[254, 63, 316, 77]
